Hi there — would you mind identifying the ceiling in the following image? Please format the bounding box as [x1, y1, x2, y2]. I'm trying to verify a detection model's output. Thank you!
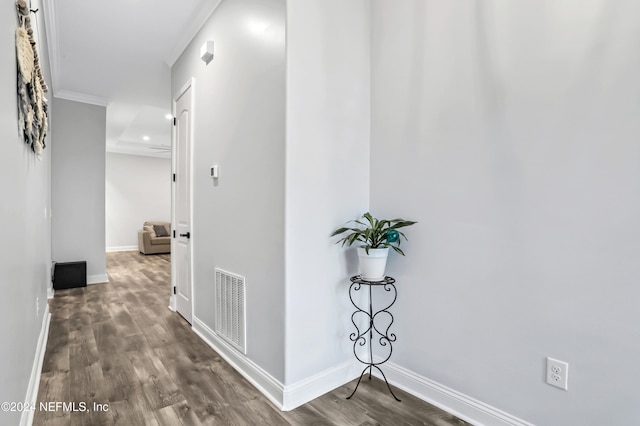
[42, 0, 222, 158]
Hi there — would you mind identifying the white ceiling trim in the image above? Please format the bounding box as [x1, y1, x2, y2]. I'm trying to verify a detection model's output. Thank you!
[106, 146, 170, 159]
[42, 0, 108, 108]
[55, 91, 109, 107]
[164, 0, 223, 67]
[41, 0, 59, 93]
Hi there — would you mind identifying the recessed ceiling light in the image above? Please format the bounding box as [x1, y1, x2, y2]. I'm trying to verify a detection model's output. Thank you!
[143, 136, 150, 141]
[165, 114, 172, 120]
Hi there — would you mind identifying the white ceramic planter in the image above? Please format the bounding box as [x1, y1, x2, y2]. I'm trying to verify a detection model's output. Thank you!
[357, 247, 390, 281]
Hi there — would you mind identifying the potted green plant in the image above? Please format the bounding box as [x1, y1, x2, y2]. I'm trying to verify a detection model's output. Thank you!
[331, 212, 417, 281]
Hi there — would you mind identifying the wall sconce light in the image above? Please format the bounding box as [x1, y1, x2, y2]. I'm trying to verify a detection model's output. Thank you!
[200, 41, 214, 65]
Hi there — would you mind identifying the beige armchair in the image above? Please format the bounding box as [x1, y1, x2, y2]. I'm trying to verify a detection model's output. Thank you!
[138, 221, 171, 254]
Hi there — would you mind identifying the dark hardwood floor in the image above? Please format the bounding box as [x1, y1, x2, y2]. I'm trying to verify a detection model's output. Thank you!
[34, 251, 470, 425]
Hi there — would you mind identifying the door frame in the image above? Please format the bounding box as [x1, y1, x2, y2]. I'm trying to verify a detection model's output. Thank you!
[170, 78, 195, 320]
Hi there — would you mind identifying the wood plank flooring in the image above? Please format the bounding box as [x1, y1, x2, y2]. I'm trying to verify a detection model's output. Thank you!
[35, 251, 471, 426]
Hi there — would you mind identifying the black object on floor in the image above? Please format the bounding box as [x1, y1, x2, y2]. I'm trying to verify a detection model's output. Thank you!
[53, 261, 87, 290]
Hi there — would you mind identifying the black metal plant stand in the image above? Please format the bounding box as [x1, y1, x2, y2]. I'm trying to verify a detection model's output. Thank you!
[347, 275, 401, 401]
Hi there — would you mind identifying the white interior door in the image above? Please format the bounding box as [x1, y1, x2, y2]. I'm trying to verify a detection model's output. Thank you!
[174, 81, 193, 323]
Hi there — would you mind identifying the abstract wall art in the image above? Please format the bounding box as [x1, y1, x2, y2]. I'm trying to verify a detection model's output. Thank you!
[15, 0, 49, 155]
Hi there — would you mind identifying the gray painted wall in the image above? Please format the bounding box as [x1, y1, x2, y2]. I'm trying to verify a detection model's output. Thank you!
[51, 98, 107, 281]
[106, 153, 171, 250]
[284, 0, 371, 385]
[171, 0, 286, 381]
[0, 0, 51, 423]
[370, 1, 640, 424]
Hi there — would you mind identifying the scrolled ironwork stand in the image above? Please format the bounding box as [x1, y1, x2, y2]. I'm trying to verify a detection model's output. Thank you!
[347, 275, 401, 401]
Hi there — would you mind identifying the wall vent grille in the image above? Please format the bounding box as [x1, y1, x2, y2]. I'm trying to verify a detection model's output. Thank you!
[214, 268, 246, 354]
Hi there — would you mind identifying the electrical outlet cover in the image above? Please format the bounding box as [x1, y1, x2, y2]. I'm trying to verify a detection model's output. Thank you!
[546, 357, 569, 390]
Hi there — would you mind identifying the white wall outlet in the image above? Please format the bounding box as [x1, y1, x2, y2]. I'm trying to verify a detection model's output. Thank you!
[546, 357, 569, 390]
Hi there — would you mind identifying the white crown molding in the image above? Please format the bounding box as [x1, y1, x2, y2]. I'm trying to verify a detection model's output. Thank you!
[41, 0, 60, 93]
[164, 0, 223, 67]
[54, 91, 109, 107]
[42, 1, 109, 107]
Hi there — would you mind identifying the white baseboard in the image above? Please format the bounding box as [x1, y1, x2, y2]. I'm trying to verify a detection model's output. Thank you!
[372, 360, 534, 426]
[191, 316, 362, 412]
[20, 305, 51, 426]
[47, 285, 54, 299]
[87, 274, 109, 285]
[191, 314, 531, 424]
[192, 316, 285, 408]
[282, 359, 360, 411]
[106, 246, 138, 253]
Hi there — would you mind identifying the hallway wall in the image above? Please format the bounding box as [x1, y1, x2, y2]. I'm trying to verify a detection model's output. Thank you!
[106, 152, 171, 251]
[284, 0, 371, 388]
[51, 98, 107, 283]
[0, 1, 52, 424]
[370, 1, 640, 424]
[172, 0, 287, 383]
[170, 0, 640, 420]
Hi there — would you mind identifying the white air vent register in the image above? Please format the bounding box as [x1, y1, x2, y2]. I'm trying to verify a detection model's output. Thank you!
[214, 268, 246, 354]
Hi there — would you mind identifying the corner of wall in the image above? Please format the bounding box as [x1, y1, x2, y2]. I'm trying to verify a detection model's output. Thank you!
[192, 316, 285, 408]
